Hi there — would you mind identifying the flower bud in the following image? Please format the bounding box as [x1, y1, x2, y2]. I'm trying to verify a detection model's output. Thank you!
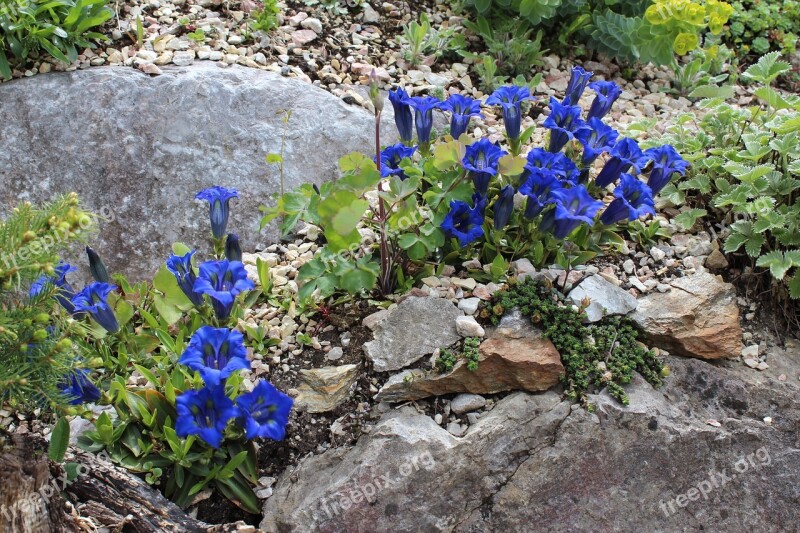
[35, 313, 50, 324]
[86, 246, 110, 283]
[369, 69, 384, 115]
[32, 329, 48, 342]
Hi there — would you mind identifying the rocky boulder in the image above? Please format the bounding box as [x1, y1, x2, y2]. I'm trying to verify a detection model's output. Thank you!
[631, 272, 742, 359]
[0, 64, 398, 281]
[364, 296, 463, 373]
[375, 310, 564, 402]
[262, 352, 800, 532]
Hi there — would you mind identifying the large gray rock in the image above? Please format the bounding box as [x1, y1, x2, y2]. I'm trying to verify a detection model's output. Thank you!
[364, 296, 463, 372]
[0, 64, 398, 281]
[567, 273, 638, 322]
[261, 352, 800, 532]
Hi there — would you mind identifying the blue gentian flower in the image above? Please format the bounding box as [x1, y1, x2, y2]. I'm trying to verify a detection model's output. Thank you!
[236, 381, 294, 441]
[539, 186, 604, 239]
[522, 148, 580, 184]
[378, 143, 417, 180]
[587, 81, 622, 121]
[519, 167, 563, 219]
[225, 234, 242, 262]
[196, 186, 239, 240]
[389, 87, 414, 143]
[600, 174, 656, 225]
[492, 185, 516, 230]
[30, 261, 79, 314]
[71, 282, 119, 333]
[179, 326, 251, 387]
[193, 260, 255, 320]
[166, 251, 205, 307]
[60, 369, 101, 405]
[644, 145, 689, 194]
[463, 138, 508, 196]
[595, 138, 647, 188]
[408, 96, 442, 145]
[485, 85, 534, 140]
[441, 198, 485, 247]
[175, 386, 239, 449]
[439, 94, 483, 139]
[575, 118, 619, 166]
[543, 96, 590, 153]
[563, 66, 593, 105]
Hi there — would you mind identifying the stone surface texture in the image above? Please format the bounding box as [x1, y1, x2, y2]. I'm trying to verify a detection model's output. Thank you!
[0, 64, 398, 280]
[364, 297, 463, 373]
[631, 272, 742, 359]
[262, 353, 800, 532]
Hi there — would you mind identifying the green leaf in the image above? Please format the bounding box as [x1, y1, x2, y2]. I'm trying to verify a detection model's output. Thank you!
[788, 274, 800, 299]
[673, 208, 707, 231]
[742, 52, 791, 85]
[689, 85, 734, 100]
[49, 417, 70, 463]
[756, 251, 792, 280]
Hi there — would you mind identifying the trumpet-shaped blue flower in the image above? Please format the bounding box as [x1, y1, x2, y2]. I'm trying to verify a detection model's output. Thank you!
[519, 167, 563, 219]
[522, 148, 580, 184]
[408, 96, 442, 145]
[539, 186, 603, 239]
[30, 262, 79, 314]
[492, 185, 516, 230]
[176, 386, 239, 449]
[196, 186, 239, 240]
[563, 66, 593, 105]
[441, 197, 485, 247]
[575, 118, 619, 166]
[439, 94, 483, 139]
[485, 85, 534, 140]
[378, 143, 417, 180]
[71, 282, 119, 333]
[236, 381, 294, 440]
[463, 139, 508, 196]
[179, 326, 250, 387]
[595, 138, 647, 188]
[544, 96, 589, 153]
[644, 145, 689, 194]
[166, 251, 205, 307]
[587, 81, 622, 121]
[193, 260, 255, 320]
[225, 234, 242, 262]
[600, 174, 656, 225]
[389, 87, 414, 143]
[60, 369, 101, 405]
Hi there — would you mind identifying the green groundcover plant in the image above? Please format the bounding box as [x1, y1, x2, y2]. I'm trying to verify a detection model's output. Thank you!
[263, 67, 688, 303]
[0, 0, 113, 80]
[654, 52, 800, 299]
[725, 0, 800, 56]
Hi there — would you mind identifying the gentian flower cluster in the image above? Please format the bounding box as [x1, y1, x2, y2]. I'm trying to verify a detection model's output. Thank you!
[60, 368, 102, 405]
[382, 68, 687, 249]
[176, 326, 293, 448]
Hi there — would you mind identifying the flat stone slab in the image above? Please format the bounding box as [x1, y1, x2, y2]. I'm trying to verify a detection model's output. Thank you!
[0, 64, 398, 280]
[363, 296, 463, 373]
[567, 274, 638, 322]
